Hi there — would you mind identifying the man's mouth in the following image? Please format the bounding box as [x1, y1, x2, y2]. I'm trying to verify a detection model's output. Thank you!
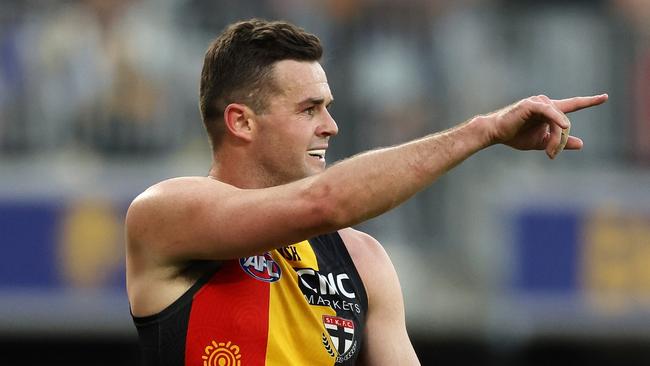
[307, 149, 326, 160]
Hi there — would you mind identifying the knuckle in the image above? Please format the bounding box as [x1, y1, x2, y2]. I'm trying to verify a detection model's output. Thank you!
[520, 99, 534, 109]
[534, 101, 551, 114]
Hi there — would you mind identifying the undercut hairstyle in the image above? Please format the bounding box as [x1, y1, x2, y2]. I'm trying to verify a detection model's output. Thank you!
[199, 19, 323, 149]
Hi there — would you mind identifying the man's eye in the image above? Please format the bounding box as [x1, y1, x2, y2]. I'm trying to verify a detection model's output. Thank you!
[304, 107, 315, 116]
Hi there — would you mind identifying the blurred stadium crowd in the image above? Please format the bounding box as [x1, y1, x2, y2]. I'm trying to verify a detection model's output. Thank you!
[2, 0, 649, 160]
[2, 0, 650, 365]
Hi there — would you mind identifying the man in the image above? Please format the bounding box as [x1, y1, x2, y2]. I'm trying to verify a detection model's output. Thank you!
[125, 19, 607, 365]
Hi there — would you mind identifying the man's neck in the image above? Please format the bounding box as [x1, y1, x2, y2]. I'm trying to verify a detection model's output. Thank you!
[208, 157, 276, 190]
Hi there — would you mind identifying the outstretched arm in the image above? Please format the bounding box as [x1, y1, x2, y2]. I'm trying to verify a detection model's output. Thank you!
[126, 94, 608, 263]
[303, 94, 608, 228]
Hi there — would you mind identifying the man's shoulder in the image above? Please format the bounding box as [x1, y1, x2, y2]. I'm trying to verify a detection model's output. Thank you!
[338, 227, 389, 266]
[337, 228, 398, 308]
[134, 176, 221, 199]
[338, 227, 379, 246]
[126, 176, 231, 238]
[129, 176, 229, 211]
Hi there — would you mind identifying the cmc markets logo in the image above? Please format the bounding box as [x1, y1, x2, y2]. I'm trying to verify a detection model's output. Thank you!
[239, 253, 282, 282]
[296, 268, 362, 314]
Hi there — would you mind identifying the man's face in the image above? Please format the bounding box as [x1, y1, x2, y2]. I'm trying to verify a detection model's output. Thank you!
[251, 60, 338, 185]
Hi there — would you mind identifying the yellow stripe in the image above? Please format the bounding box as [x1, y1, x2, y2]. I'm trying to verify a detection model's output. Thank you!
[266, 242, 335, 365]
[293, 240, 319, 270]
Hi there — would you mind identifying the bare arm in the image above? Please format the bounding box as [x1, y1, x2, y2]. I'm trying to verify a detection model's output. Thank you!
[126, 94, 608, 263]
[339, 228, 419, 366]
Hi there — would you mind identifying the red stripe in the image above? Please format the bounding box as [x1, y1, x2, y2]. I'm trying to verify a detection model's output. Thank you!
[185, 260, 270, 365]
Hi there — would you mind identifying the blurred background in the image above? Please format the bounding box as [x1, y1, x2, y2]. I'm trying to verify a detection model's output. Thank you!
[1, 0, 650, 364]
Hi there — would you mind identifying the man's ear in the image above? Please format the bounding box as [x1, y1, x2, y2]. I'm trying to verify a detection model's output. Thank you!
[223, 103, 255, 142]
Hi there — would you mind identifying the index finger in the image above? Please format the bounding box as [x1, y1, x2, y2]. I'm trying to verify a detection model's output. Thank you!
[553, 94, 608, 113]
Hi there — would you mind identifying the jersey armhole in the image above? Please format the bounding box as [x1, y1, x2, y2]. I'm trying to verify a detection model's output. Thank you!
[329, 231, 370, 312]
[132, 264, 221, 326]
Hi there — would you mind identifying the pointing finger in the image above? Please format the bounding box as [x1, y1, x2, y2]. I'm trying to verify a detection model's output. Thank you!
[553, 94, 608, 114]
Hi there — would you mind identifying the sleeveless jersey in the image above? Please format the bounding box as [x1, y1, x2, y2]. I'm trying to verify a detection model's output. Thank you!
[133, 232, 368, 366]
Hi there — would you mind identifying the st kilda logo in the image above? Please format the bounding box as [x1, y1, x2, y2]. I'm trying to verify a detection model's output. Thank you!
[321, 315, 357, 362]
[239, 253, 281, 282]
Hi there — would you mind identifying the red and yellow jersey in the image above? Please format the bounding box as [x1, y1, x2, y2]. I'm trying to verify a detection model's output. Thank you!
[133, 232, 368, 366]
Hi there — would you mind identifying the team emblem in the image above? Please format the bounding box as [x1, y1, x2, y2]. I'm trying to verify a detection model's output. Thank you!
[322, 315, 356, 360]
[239, 253, 281, 282]
[202, 340, 241, 366]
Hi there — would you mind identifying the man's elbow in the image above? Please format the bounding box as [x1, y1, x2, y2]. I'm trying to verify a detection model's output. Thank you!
[300, 179, 349, 232]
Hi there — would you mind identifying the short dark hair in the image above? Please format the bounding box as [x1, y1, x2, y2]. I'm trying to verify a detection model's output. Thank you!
[199, 19, 323, 149]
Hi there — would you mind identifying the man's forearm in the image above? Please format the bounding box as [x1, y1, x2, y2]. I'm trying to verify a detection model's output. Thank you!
[305, 116, 490, 229]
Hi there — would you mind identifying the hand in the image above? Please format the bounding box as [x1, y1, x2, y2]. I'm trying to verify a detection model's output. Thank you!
[484, 94, 608, 159]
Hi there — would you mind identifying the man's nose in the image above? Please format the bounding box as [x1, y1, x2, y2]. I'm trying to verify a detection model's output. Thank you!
[316, 109, 338, 137]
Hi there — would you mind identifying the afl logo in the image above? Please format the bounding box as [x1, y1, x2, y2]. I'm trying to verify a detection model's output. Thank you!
[239, 253, 282, 282]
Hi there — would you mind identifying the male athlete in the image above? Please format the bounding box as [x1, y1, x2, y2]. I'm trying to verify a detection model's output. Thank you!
[125, 19, 608, 365]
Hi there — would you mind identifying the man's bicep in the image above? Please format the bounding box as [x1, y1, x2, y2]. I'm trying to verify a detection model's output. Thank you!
[126, 177, 333, 262]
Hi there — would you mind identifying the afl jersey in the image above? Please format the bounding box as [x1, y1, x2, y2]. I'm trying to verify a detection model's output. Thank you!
[133, 232, 368, 366]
